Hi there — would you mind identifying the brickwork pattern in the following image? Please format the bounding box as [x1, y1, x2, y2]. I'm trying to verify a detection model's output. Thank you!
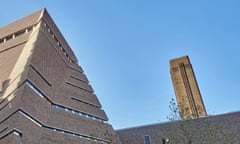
[117, 112, 240, 144]
[0, 9, 120, 144]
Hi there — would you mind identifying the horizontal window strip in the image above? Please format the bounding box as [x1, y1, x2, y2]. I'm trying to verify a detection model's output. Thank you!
[18, 109, 109, 144]
[12, 129, 22, 137]
[25, 80, 106, 123]
[52, 104, 105, 123]
[26, 81, 45, 99]
[19, 111, 42, 127]
[43, 126, 109, 144]
[0, 25, 35, 45]
[0, 80, 108, 143]
[0, 129, 22, 140]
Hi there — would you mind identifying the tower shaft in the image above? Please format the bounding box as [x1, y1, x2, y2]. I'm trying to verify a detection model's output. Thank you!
[170, 56, 207, 119]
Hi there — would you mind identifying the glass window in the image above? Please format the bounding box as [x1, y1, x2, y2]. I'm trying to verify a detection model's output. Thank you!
[144, 135, 151, 144]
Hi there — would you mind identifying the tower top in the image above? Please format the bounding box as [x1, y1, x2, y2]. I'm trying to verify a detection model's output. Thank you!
[170, 56, 207, 119]
[170, 55, 190, 66]
[0, 8, 78, 63]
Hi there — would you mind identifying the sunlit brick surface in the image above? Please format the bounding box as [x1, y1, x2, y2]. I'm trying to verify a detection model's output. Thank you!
[0, 8, 120, 144]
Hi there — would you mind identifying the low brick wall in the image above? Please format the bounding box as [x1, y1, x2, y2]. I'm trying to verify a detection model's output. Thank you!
[117, 111, 240, 144]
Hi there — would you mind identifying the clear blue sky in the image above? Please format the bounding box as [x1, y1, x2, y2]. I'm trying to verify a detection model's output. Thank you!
[1, 1, 240, 129]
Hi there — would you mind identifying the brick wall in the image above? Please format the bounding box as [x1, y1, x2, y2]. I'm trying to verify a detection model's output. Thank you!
[117, 111, 240, 144]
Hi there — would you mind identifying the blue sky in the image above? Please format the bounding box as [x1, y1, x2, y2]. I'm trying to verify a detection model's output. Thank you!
[1, 1, 240, 129]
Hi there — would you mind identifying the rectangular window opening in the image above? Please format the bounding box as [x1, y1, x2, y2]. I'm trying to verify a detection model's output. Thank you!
[144, 135, 151, 144]
[6, 35, 12, 41]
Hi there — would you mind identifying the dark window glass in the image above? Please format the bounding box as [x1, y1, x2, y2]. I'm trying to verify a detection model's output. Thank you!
[144, 135, 151, 144]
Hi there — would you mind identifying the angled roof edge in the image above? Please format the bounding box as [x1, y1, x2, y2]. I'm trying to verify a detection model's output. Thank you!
[0, 8, 78, 63]
[39, 8, 78, 63]
[0, 9, 43, 37]
[116, 110, 240, 131]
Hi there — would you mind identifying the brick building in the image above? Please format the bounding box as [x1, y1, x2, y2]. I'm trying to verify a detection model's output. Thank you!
[1, 8, 239, 144]
[0, 9, 120, 144]
[117, 56, 240, 144]
[117, 111, 240, 144]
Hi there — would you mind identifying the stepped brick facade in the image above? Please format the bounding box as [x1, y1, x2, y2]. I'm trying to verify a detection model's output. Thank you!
[0, 9, 120, 144]
[1, 8, 239, 144]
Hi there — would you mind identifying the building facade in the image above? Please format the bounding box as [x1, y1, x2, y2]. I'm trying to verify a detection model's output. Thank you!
[117, 111, 240, 144]
[117, 56, 240, 143]
[170, 56, 207, 119]
[0, 9, 120, 144]
[1, 8, 239, 144]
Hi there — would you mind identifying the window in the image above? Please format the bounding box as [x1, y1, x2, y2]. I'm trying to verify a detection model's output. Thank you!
[6, 35, 12, 41]
[15, 29, 25, 37]
[13, 130, 22, 137]
[26, 81, 44, 98]
[144, 135, 151, 144]
[27, 26, 33, 32]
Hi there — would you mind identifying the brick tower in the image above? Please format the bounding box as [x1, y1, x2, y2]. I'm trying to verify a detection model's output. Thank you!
[170, 56, 207, 120]
[0, 9, 120, 144]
